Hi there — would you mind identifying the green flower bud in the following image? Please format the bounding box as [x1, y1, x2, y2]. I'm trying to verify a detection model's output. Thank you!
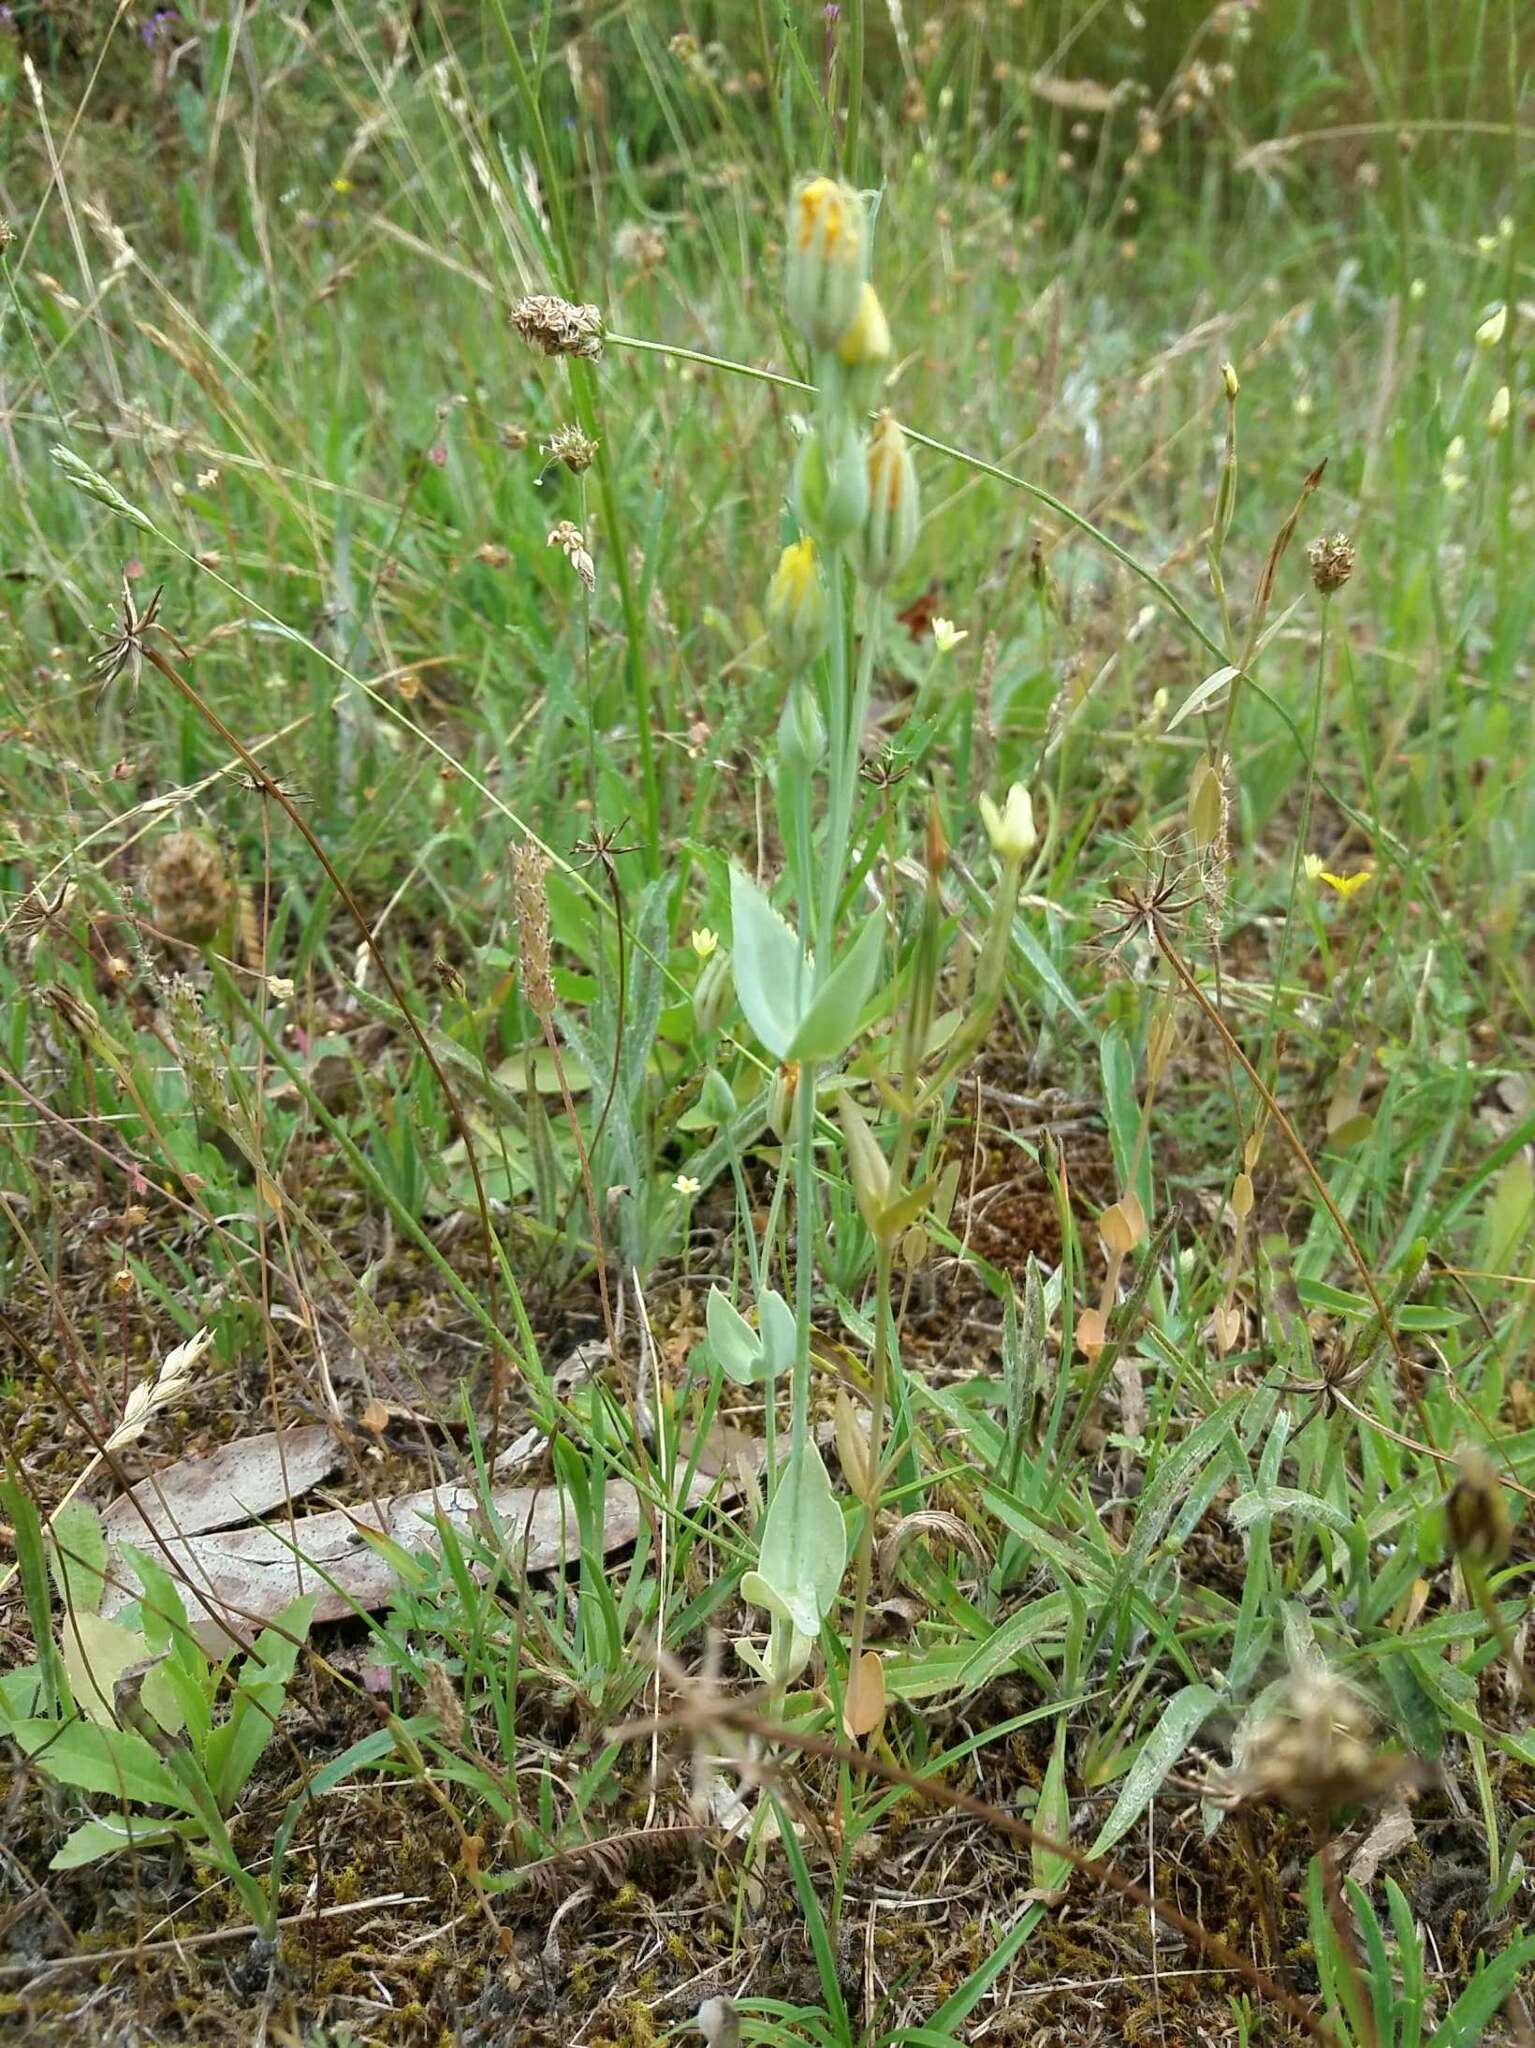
[979, 782, 1037, 864]
[846, 412, 920, 588]
[764, 538, 829, 671]
[784, 175, 867, 354]
[792, 423, 869, 546]
[777, 678, 828, 773]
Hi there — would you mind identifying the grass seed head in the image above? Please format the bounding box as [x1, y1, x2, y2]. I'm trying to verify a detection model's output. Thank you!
[511, 843, 555, 1021]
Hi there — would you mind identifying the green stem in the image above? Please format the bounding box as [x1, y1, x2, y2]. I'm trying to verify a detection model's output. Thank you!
[820, 589, 878, 967]
[791, 1057, 818, 1461]
[1260, 597, 1330, 1085]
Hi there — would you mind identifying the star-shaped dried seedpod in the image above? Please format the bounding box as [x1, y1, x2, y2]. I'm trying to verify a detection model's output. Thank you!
[90, 576, 188, 697]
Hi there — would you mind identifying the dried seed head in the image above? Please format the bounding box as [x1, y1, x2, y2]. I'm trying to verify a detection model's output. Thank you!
[511, 843, 555, 1020]
[423, 1660, 465, 1743]
[545, 423, 599, 473]
[510, 293, 604, 361]
[1307, 531, 1356, 595]
[1212, 1669, 1412, 1816]
[0, 219, 13, 251]
[147, 829, 230, 945]
[1445, 1443, 1511, 1569]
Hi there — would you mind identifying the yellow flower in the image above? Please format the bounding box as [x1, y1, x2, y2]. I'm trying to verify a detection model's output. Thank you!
[931, 617, 968, 653]
[764, 537, 829, 670]
[690, 928, 719, 961]
[785, 175, 867, 353]
[332, 176, 353, 195]
[673, 1173, 702, 1198]
[1318, 866, 1373, 900]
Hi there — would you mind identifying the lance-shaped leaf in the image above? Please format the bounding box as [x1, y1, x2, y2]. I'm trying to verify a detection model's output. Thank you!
[729, 866, 805, 1060]
[741, 1440, 847, 1639]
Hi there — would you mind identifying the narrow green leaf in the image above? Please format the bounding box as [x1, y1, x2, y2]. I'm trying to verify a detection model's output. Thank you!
[1089, 1683, 1219, 1858]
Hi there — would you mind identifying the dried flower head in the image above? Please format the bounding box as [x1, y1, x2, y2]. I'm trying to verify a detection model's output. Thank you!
[846, 410, 920, 588]
[547, 521, 596, 593]
[1210, 1669, 1416, 1817]
[612, 221, 667, 272]
[511, 843, 555, 1020]
[147, 829, 230, 945]
[0, 218, 13, 251]
[545, 423, 599, 473]
[510, 293, 604, 361]
[1307, 531, 1355, 595]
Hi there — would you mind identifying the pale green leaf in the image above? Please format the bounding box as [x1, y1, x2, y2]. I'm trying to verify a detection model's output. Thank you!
[729, 866, 805, 1060]
[1089, 1683, 1219, 1858]
[60, 1612, 149, 1729]
[707, 1284, 763, 1386]
[742, 1441, 847, 1638]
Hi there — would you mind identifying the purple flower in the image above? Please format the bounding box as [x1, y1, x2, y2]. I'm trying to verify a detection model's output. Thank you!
[143, 8, 177, 48]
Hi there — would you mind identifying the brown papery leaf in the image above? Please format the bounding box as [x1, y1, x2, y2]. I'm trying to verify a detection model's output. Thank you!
[102, 1425, 341, 1544]
[100, 1464, 744, 1651]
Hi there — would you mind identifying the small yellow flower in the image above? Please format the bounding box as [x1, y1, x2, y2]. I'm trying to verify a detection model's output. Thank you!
[673, 1173, 702, 1198]
[1476, 234, 1499, 256]
[332, 176, 353, 195]
[1476, 304, 1507, 350]
[1303, 853, 1324, 881]
[690, 927, 719, 961]
[1318, 866, 1373, 900]
[1408, 277, 1426, 302]
[931, 617, 968, 653]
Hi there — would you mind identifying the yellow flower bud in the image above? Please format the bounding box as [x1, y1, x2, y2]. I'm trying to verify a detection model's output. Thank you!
[1476, 304, 1507, 350]
[1488, 384, 1510, 434]
[979, 782, 1037, 864]
[846, 411, 919, 588]
[837, 282, 892, 373]
[785, 175, 867, 354]
[764, 538, 829, 671]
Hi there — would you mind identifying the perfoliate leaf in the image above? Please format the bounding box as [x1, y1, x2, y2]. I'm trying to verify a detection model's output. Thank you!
[789, 910, 884, 1061]
[707, 1285, 764, 1386]
[758, 1290, 796, 1385]
[741, 1441, 847, 1639]
[729, 866, 805, 1060]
